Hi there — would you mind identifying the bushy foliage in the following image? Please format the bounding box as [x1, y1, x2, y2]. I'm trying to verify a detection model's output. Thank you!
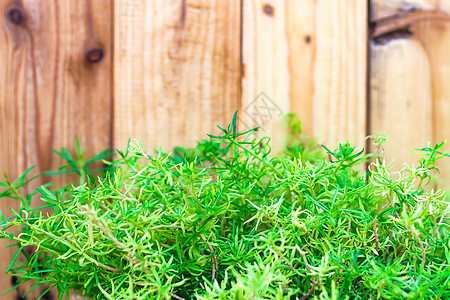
[0, 113, 449, 299]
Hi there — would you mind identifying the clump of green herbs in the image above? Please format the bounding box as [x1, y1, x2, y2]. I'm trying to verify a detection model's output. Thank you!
[0, 112, 449, 300]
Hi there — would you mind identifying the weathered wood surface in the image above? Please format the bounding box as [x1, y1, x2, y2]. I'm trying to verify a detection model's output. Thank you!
[313, 0, 368, 150]
[413, 5, 450, 186]
[113, 0, 241, 151]
[0, 0, 448, 299]
[0, 0, 111, 298]
[371, 0, 450, 185]
[241, 0, 290, 152]
[370, 38, 433, 168]
[285, 0, 316, 138]
[242, 0, 368, 152]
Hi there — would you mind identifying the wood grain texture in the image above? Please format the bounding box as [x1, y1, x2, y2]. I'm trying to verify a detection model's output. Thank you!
[242, 0, 367, 152]
[371, 0, 449, 187]
[313, 0, 368, 150]
[113, 0, 241, 152]
[413, 9, 450, 186]
[371, 0, 432, 172]
[241, 0, 290, 152]
[284, 0, 316, 138]
[0, 0, 111, 298]
[370, 38, 433, 170]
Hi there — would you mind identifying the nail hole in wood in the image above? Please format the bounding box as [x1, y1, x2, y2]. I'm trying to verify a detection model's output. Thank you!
[263, 4, 274, 16]
[304, 35, 311, 44]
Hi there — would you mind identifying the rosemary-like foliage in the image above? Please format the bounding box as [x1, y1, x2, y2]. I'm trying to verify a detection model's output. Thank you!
[1, 112, 449, 299]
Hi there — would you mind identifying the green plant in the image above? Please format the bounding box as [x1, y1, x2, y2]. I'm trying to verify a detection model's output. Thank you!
[0, 112, 449, 299]
[282, 113, 325, 163]
[43, 136, 115, 185]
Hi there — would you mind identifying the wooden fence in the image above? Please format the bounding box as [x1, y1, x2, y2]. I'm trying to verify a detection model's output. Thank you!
[0, 0, 449, 298]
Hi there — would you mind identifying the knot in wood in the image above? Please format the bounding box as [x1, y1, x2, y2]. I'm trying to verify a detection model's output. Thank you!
[85, 48, 104, 64]
[7, 8, 25, 25]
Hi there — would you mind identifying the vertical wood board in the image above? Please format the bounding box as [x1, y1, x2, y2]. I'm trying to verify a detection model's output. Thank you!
[285, 0, 316, 138]
[313, 0, 368, 150]
[371, 0, 450, 187]
[241, 0, 290, 152]
[0, 0, 111, 298]
[113, 0, 241, 152]
[242, 0, 368, 152]
[370, 38, 433, 170]
[413, 4, 450, 186]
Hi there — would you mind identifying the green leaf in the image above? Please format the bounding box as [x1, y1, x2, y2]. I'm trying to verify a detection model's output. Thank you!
[36, 186, 57, 202]
[43, 169, 79, 176]
[6, 246, 23, 273]
[12, 166, 35, 186]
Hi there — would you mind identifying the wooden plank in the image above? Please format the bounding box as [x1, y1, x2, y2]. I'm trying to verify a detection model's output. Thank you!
[371, 0, 449, 188]
[285, 0, 316, 138]
[313, 0, 368, 150]
[242, 0, 367, 152]
[0, 0, 111, 298]
[413, 13, 450, 186]
[370, 37, 433, 170]
[370, 1, 432, 171]
[113, 0, 241, 152]
[241, 0, 316, 144]
[241, 0, 290, 152]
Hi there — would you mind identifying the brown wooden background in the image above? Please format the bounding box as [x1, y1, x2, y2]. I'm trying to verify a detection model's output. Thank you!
[0, 0, 449, 299]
